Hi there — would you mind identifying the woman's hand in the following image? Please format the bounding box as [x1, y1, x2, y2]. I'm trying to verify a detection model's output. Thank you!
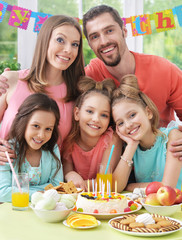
[0, 139, 15, 165]
[0, 72, 10, 96]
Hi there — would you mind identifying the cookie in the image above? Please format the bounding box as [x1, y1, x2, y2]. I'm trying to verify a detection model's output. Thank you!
[146, 224, 161, 229]
[120, 217, 136, 225]
[151, 213, 167, 222]
[129, 222, 145, 228]
[52, 181, 79, 194]
[44, 183, 54, 190]
[157, 220, 172, 227]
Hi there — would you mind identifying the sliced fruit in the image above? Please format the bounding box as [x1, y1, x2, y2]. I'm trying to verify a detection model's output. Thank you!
[70, 218, 98, 228]
[66, 213, 98, 228]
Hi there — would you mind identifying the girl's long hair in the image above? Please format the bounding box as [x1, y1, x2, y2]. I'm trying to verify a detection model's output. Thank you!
[7, 93, 61, 176]
[62, 76, 116, 155]
[22, 15, 85, 102]
[112, 74, 159, 134]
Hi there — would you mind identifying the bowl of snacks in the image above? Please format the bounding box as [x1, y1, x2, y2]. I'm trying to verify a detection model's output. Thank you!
[45, 181, 83, 200]
[31, 189, 75, 222]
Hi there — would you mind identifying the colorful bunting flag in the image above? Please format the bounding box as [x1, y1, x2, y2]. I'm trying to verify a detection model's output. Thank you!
[0, 0, 8, 22]
[131, 14, 152, 36]
[153, 9, 176, 33]
[8, 5, 31, 30]
[0, 1, 181, 36]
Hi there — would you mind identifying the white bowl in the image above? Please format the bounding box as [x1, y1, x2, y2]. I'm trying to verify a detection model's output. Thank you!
[31, 205, 73, 223]
[59, 188, 84, 200]
[141, 199, 182, 216]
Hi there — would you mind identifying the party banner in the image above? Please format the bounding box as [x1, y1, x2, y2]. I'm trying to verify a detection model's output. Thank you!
[0, 0, 181, 37]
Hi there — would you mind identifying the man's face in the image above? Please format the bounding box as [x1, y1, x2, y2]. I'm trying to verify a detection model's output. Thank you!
[86, 12, 127, 66]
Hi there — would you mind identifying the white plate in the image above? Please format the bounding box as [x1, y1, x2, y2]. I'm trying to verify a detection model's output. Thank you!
[74, 201, 142, 220]
[108, 216, 182, 237]
[63, 219, 101, 229]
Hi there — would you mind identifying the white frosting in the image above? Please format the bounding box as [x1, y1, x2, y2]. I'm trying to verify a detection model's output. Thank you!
[135, 213, 155, 226]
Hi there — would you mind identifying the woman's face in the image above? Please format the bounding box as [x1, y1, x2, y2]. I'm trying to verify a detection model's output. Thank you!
[47, 24, 80, 71]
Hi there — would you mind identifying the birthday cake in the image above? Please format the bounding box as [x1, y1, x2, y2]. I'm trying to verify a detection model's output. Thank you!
[75, 192, 128, 214]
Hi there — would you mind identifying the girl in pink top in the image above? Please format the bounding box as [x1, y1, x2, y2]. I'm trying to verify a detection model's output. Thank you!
[0, 15, 84, 164]
[62, 76, 122, 190]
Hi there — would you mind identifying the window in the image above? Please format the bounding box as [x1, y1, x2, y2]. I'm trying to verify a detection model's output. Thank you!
[0, 0, 17, 61]
[143, 0, 182, 69]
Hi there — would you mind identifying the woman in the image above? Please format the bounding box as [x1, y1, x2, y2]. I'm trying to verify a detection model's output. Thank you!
[0, 15, 85, 164]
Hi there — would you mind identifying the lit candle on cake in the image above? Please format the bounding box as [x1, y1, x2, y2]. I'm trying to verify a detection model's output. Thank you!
[109, 182, 111, 198]
[115, 180, 117, 195]
[102, 183, 105, 198]
[88, 179, 90, 193]
[107, 180, 109, 195]
[95, 182, 97, 197]
[92, 178, 95, 194]
[99, 178, 101, 193]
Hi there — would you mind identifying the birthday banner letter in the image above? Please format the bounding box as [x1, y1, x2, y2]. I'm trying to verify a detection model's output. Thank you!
[154, 9, 176, 33]
[8, 6, 32, 30]
[131, 14, 152, 36]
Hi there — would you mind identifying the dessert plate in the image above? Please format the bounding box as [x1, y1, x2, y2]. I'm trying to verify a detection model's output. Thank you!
[63, 219, 101, 229]
[108, 216, 182, 237]
[73, 202, 142, 220]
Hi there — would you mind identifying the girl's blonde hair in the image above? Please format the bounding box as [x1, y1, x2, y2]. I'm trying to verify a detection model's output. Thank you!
[62, 76, 116, 154]
[112, 74, 159, 134]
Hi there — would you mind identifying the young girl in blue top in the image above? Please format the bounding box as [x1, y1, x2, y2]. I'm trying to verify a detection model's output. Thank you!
[0, 93, 63, 202]
[112, 74, 182, 192]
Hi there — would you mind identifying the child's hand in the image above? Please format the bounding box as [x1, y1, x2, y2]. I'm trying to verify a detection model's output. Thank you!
[116, 127, 139, 147]
[65, 171, 87, 191]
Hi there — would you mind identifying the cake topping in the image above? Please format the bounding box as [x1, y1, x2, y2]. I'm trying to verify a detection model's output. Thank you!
[80, 192, 124, 200]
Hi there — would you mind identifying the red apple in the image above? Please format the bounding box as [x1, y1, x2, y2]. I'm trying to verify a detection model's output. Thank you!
[174, 188, 182, 204]
[145, 193, 161, 205]
[145, 182, 164, 196]
[157, 186, 176, 206]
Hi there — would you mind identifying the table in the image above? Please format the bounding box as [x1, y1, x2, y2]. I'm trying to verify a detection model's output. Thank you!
[0, 203, 182, 240]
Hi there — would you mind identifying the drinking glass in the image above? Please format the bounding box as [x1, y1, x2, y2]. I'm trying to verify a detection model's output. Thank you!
[12, 173, 29, 210]
[96, 164, 112, 192]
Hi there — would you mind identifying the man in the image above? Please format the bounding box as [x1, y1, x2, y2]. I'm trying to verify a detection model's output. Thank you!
[83, 5, 182, 126]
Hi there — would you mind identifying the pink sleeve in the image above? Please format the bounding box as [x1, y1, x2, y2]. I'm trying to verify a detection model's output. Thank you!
[18, 69, 29, 79]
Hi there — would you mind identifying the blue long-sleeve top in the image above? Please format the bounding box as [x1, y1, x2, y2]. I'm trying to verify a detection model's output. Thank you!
[0, 144, 63, 202]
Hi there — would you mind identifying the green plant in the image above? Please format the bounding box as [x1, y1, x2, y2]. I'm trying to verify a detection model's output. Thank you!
[0, 59, 21, 74]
